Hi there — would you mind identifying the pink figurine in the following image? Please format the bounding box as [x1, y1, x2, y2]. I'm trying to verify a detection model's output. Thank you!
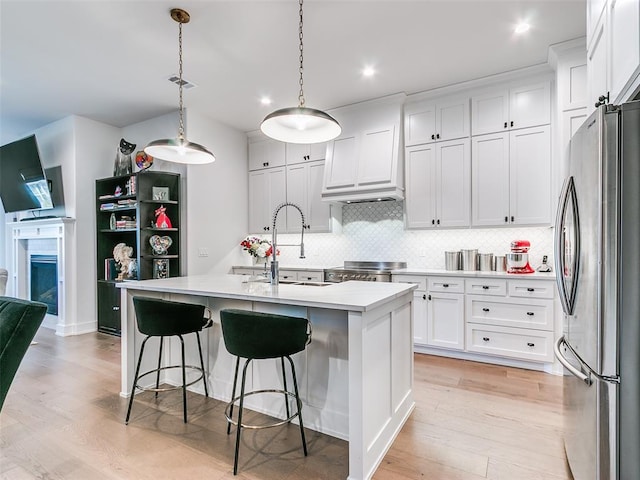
[154, 205, 172, 229]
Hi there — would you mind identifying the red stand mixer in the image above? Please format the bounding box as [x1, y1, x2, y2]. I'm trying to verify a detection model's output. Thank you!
[506, 240, 535, 274]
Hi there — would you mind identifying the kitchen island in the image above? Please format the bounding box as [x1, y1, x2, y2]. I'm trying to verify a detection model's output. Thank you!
[118, 274, 416, 480]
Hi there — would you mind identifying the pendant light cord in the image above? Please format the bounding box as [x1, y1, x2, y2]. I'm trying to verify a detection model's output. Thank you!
[298, 0, 305, 108]
[178, 19, 185, 141]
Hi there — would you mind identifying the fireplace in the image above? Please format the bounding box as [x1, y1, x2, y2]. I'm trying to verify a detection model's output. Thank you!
[30, 254, 58, 315]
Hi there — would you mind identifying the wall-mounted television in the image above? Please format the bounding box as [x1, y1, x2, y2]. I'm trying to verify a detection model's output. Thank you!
[0, 134, 55, 213]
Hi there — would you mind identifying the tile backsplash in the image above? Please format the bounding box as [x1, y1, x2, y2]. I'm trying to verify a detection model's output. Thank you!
[258, 201, 554, 271]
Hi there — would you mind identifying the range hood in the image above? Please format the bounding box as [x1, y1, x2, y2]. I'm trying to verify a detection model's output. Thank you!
[320, 94, 405, 204]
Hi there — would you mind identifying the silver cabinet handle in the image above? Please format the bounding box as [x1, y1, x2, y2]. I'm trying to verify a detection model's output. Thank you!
[112, 306, 120, 311]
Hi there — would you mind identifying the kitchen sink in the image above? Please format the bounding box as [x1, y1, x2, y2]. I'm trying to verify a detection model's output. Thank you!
[244, 277, 331, 287]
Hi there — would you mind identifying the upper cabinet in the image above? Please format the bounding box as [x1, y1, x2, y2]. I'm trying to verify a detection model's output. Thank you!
[586, 0, 640, 110]
[248, 167, 287, 233]
[404, 95, 470, 146]
[471, 81, 551, 136]
[321, 95, 405, 203]
[248, 138, 286, 171]
[285, 142, 327, 165]
[286, 161, 332, 233]
[471, 126, 551, 227]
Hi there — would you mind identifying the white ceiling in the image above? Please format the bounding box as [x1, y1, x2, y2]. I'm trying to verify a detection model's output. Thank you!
[0, 0, 586, 144]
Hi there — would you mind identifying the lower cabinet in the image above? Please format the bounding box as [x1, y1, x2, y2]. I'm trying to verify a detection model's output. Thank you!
[392, 273, 557, 366]
[97, 281, 121, 335]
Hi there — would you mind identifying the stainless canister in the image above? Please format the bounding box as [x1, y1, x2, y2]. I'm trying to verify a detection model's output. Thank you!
[461, 249, 478, 271]
[444, 251, 461, 271]
[494, 255, 507, 272]
[478, 253, 494, 271]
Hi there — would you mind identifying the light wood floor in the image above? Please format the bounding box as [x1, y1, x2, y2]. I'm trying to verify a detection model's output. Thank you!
[0, 329, 572, 479]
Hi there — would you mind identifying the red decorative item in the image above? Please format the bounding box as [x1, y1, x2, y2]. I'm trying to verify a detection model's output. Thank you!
[155, 205, 172, 229]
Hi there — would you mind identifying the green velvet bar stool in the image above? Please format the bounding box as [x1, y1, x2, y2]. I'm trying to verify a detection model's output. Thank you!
[219, 309, 312, 475]
[125, 297, 212, 425]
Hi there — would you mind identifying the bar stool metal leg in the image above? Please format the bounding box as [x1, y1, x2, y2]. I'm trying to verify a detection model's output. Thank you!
[286, 355, 307, 455]
[196, 331, 209, 397]
[126, 336, 150, 425]
[155, 336, 163, 399]
[178, 335, 187, 423]
[227, 356, 241, 435]
[281, 357, 290, 419]
[233, 358, 252, 475]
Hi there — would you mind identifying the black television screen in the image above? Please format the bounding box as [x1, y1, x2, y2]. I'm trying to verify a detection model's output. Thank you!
[0, 134, 55, 213]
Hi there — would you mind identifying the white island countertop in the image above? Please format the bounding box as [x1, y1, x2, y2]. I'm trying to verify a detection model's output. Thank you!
[118, 273, 416, 312]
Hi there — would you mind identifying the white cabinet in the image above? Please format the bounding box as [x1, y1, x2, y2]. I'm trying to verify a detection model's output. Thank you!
[587, 0, 640, 109]
[393, 274, 428, 346]
[404, 95, 470, 146]
[285, 142, 327, 165]
[323, 134, 358, 189]
[405, 138, 471, 229]
[248, 138, 286, 171]
[471, 125, 551, 226]
[286, 160, 332, 233]
[471, 81, 550, 135]
[427, 277, 465, 350]
[248, 167, 287, 233]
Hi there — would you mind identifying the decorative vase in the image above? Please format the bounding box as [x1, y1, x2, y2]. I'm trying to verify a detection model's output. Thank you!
[253, 256, 267, 265]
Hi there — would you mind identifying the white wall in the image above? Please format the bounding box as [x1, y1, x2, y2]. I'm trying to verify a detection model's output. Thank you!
[184, 110, 248, 274]
[74, 116, 121, 331]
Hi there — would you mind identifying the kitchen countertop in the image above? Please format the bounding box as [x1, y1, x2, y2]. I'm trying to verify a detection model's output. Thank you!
[391, 268, 557, 280]
[118, 273, 416, 312]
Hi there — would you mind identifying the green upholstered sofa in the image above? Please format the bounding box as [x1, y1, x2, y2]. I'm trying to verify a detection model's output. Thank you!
[0, 296, 47, 410]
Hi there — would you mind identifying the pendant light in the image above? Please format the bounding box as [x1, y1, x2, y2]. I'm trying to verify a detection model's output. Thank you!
[144, 8, 215, 164]
[260, 0, 341, 144]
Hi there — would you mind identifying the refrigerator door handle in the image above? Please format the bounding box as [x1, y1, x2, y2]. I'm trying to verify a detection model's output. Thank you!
[555, 178, 572, 315]
[554, 336, 592, 385]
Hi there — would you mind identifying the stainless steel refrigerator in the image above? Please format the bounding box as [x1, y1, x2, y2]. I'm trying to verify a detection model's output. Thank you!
[554, 100, 640, 480]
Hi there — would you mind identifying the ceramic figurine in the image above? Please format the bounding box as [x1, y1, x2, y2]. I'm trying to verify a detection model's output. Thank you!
[113, 242, 135, 280]
[113, 138, 136, 176]
[154, 205, 172, 229]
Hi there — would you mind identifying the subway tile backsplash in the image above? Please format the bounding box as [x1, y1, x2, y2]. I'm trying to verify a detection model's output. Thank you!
[270, 201, 554, 271]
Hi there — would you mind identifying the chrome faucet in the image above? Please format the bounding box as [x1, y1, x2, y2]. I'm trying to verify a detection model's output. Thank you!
[270, 202, 306, 285]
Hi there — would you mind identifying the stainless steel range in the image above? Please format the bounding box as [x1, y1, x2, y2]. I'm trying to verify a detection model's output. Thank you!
[324, 261, 407, 283]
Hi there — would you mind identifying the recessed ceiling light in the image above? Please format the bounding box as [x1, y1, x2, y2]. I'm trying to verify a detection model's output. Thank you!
[362, 66, 376, 77]
[260, 97, 272, 106]
[514, 22, 530, 34]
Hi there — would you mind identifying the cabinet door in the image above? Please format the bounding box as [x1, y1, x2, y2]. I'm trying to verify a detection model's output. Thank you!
[357, 125, 396, 186]
[97, 282, 120, 335]
[509, 82, 551, 130]
[248, 167, 287, 233]
[286, 143, 310, 165]
[249, 139, 286, 171]
[587, 0, 608, 46]
[471, 89, 509, 135]
[286, 164, 308, 233]
[436, 96, 470, 141]
[509, 126, 551, 225]
[587, 13, 608, 113]
[405, 144, 437, 229]
[324, 134, 358, 189]
[427, 292, 464, 350]
[436, 138, 470, 227]
[405, 103, 436, 146]
[471, 132, 510, 226]
[413, 290, 428, 346]
[609, 0, 640, 103]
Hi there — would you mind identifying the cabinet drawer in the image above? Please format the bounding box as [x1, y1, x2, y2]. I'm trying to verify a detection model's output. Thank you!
[465, 278, 506, 296]
[508, 280, 555, 299]
[296, 271, 323, 282]
[428, 276, 464, 293]
[466, 323, 554, 362]
[466, 296, 554, 330]
[393, 275, 427, 291]
[278, 270, 297, 282]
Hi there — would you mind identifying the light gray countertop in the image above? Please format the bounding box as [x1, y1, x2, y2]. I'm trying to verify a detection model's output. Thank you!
[118, 273, 416, 312]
